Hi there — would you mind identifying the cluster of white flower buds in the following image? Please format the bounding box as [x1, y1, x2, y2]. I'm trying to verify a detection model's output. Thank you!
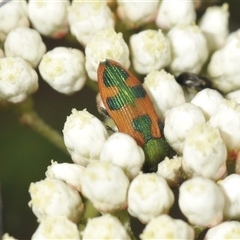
[2, 0, 240, 239]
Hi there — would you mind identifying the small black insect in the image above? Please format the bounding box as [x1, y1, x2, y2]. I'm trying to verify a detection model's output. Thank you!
[176, 72, 212, 91]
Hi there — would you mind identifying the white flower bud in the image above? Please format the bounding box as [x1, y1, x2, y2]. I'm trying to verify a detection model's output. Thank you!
[4, 27, 46, 68]
[68, 1, 114, 46]
[63, 109, 109, 166]
[28, 0, 70, 39]
[100, 132, 144, 179]
[28, 178, 84, 223]
[31, 216, 80, 239]
[155, 0, 196, 30]
[157, 156, 182, 187]
[204, 221, 240, 240]
[209, 99, 240, 159]
[164, 103, 205, 154]
[0, 57, 38, 103]
[191, 88, 223, 120]
[167, 24, 208, 75]
[130, 30, 171, 75]
[143, 69, 185, 121]
[225, 89, 240, 104]
[81, 214, 130, 239]
[182, 123, 227, 180]
[39, 47, 86, 95]
[128, 173, 174, 223]
[45, 160, 85, 192]
[81, 161, 129, 212]
[0, 0, 29, 42]
[207, 33, 240, 93]
[140, 214, 194, 240]
[85, 27, 130, 81]
[116, 0, 159, 28]
[199, 3, 229, 52]
[218, 174, 240, 220]
[2, 233, 17, 240]
[179, 177, 225, 227]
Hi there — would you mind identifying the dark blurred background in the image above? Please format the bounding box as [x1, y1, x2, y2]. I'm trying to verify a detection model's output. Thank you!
[0, 1, 240, 239]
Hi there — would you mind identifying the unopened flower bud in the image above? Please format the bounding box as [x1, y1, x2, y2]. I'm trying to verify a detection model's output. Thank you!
[182, 123, 227, 180]
[28, 178, 84, 223]
[179, 177, 225, 227]
[4, 27, 46, 68]
[0, 57, 38, 103]
[31, 216, 80, 239]
[191, 88, 223, 120]
[63, 109, 109, 166]
[45, 160, 85, 192]
[128, 173, 174, 223]
[156, 0, 196, 30]
[225, 89, 240, 104]
[100, 132, 144, 179]
[204, 221, 240, 239]
[85, 27, 130, 81]
[39, 47, 86, 95]
[68, 0, 114, 46]
[218, 174, 240, 220]
[209, 99, 240, 160]
[143, 69, 185, 121]
[164, 103, 205, 154]
[28, 0, 70, 39]
[167, 24, 208, 75]
[116, 0, 159, 28]
[130, 30, 171, 75]
[0, 0, 29, 41]
[81, 214, 130, 239]
[81, 161, 129, 212]
[140, 214, 194, 240]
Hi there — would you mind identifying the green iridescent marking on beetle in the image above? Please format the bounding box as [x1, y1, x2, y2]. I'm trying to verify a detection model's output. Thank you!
[103, 63, 146, 111]
[132, 115, 153, 143]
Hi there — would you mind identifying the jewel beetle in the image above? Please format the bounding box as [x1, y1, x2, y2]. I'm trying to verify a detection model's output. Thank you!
[97, 59, 170, 172]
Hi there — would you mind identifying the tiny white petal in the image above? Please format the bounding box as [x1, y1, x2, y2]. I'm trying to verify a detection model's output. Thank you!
[204, 221, 240, 239]
[157, 156, 182, 187]
[0, 0, 29, 41]
[167, 24, 208, 75]
[2, 233, 17, 240]
[81, 161, 129, 212]
[182, 123, 227, 180]
[68, 1, 114, 46]
[0, 57, 38, 103]
[4, 27, 46, 68]
[39, 47, 86, 95]
[31, 216, 80, 239]
[143, 69, 185, 121]
[28, 0, 70, 39]
[164, 103, 205, 154]
[140, 214, 194, 240]
[28, 178, 84, 223]
[199, 3, 229, 52]
[128, 173, 174, 223]
[156, 0, 196, 30]
[85, 27, 130, 81]
[100, 132, 144, 179]
[45, 160, 85, 192]
[81, 214, 130, 239]
[116, 0, 159, 27]
[209, 99, 240, 159]
[219, 174, 240, 219]
[179, 177, 225, 227]
[207, 32, 240, 93]
[63, 109, 109, 166]
[191, 88, 223, 120]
